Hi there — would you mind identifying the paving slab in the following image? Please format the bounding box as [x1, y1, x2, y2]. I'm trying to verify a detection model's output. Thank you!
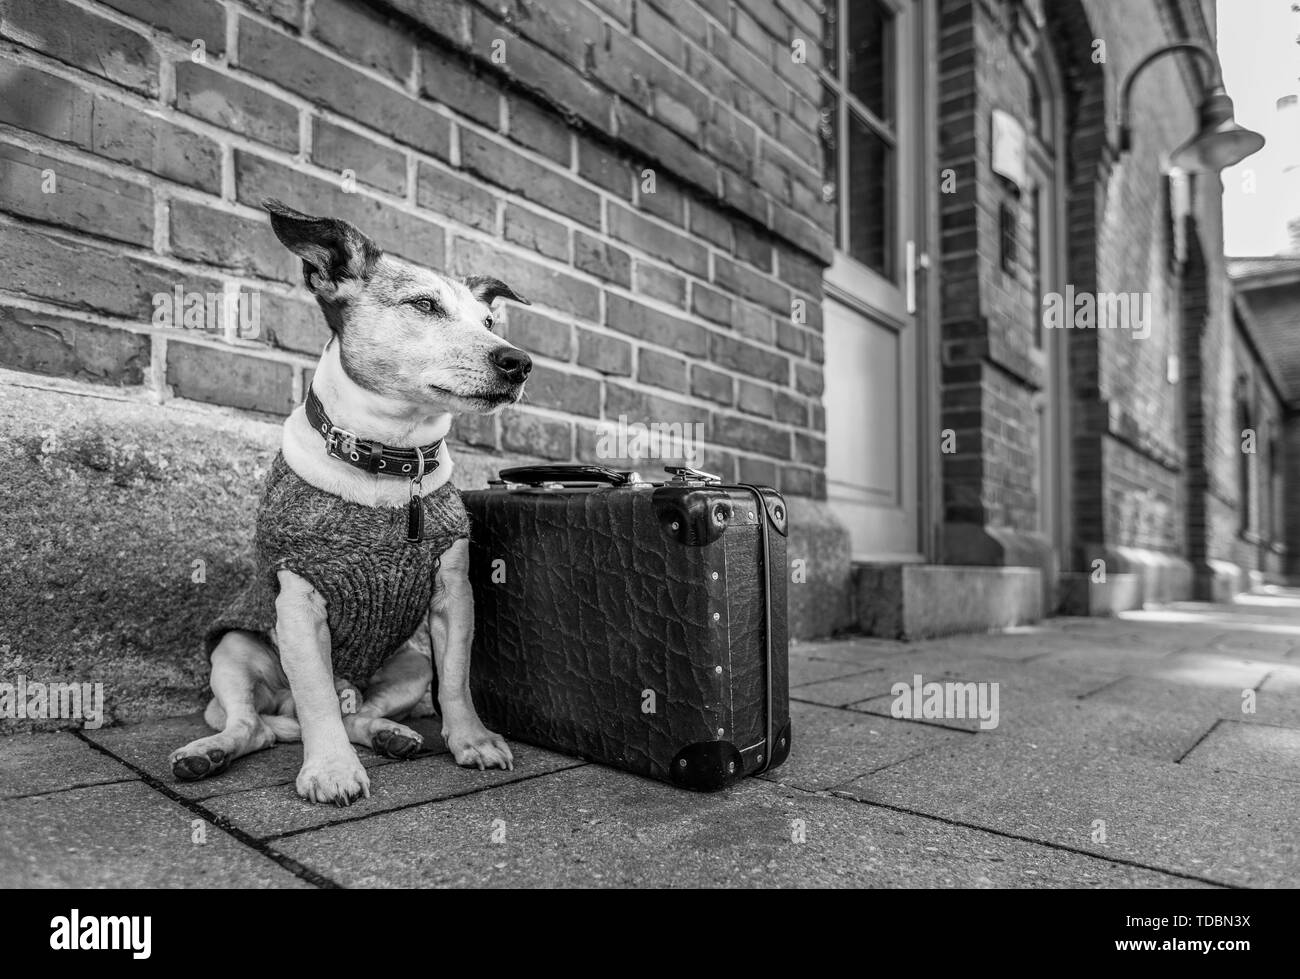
[84, 712, 427, 799]
[850, 686, 1214, 761]
[761, 700, 969, 792]
[205, 744, 584, 839]
[1182, 720, 1300, 783]
[0, 780, 309, 887]
[788, 637, 909, 665]
[838, 737, 1300, 887]
[788, 654, 887, 688]
[1087, 674, 1300, 733]
[0, 732, 136, 799]
[274, 765, 1209, 888]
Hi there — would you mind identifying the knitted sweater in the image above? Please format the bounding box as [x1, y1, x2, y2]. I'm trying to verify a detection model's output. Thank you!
[207, 452, 470, 684]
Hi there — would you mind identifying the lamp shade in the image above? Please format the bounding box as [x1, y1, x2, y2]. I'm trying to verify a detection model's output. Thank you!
[1169, 86, 1266, 171]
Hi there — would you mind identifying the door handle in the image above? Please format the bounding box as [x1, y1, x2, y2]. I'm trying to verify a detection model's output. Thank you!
[906, 240, 930, 315]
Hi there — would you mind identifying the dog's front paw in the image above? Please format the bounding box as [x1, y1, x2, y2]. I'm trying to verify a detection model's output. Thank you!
[296, 750, 371, 806]
[443, 721, 514, 771]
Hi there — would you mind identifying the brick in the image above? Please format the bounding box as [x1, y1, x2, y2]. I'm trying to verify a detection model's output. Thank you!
[776, 245, 824, 294]
[576, 329, 632, 376]
[312, 120, 406, 196]
[710, 332, 788, 383]
[500, 409, 572, 460]
[773, 389, 807, 426]
[501, 306, 572, 361]
[169, 201, 298, 282]
[605, 294, 707, 357]
[0, 306, 149, 384]
[0, 144, 153, 248]
[235, 152, 446, 267]
[737, 455, 779, 487]
[459, 130, 600, 228]
[1, 0, 158, 95]
[503, 204, 569, 261]
[614, 104, 717, 190]
[167, 342, 295, 415]
[691, 282, 732, 325]
[451, 411, 497, 450]
[636, 171, 685, 225]
[452, 236, 599, 319]
[258, 291, 328, 354]
[732, 300, 776, 344]
[794, 362, 823, 396]
[634, 0, 687, 65]
[710, 412, 789, 457]
[780, 465, 815, 496]
[793, 431, 826, 466]
[521, 364, 600, 416]
[313, 0, 413, 82]
[238, 18, 449, 159]
[588, 0, 632, 26]
[606, 383, 704, 427]
[416, 162, 498, 232]
[775, 319, 806, 355]
[634, 262, 686, 307]
[244, 0, 303, 28]
[688, 200, 735, 250]
[714, 255, 790, 313]
[94, 99, 222, 193]
[0, 222, 219, 320]
[574, 233, 631, 287]
[737, 379, 775, 417]
[607, 203, 707, 276]
[469, 13, 608, 131]
[734, 222, 774, 271]
[418, 48, 500, 126]
[637, 349, 688, 392]
[100, 0, 226, 53]
[577, 139, 632, 199]
[646, 0, 709, 44]
[691, 364, 734, 405]
[507, 98, 570, 164]
[0, 61, 92, 146]
[174, 62, 298, 154]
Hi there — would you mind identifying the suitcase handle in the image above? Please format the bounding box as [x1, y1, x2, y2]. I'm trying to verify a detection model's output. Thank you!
[498, 464, 634, 486]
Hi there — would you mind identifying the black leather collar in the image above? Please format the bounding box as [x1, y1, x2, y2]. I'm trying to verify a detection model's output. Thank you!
[304, 386, 442, 478]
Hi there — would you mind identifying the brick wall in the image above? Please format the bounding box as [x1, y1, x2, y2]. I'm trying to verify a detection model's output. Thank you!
[937, 0, 1245, 577]
[0, 0, 832, 497]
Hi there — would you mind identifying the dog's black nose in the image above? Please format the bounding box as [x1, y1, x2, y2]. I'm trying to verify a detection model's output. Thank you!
[490, 346, 532, 382]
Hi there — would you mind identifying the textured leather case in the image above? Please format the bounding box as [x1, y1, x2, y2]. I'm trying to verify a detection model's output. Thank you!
[461, 468, 791, 791]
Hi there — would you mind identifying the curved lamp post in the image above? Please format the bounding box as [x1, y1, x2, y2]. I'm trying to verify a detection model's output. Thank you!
[1118, 41, 1265, 172]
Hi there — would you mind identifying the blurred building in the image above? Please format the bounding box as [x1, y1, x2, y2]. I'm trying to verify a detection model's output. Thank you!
[0, 0, 1292, 639]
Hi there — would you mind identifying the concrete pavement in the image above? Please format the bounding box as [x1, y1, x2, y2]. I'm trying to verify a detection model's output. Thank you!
[3, 590, 1299, 888]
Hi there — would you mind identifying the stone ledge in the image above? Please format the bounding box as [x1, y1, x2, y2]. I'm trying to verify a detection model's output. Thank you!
[852, 563, 1044, 640]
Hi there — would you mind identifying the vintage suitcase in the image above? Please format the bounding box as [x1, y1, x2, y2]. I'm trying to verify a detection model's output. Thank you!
[461, 464, 791, 791]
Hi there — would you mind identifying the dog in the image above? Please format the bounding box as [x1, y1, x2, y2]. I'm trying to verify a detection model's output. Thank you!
[169, 199, 531, 806]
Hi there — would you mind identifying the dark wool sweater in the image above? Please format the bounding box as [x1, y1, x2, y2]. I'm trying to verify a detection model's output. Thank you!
[207, 452, 470, 684]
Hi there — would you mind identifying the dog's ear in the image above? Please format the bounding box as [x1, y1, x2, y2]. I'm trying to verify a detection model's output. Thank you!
[262, 198, 381, 298]
[465, 274, 530, 307]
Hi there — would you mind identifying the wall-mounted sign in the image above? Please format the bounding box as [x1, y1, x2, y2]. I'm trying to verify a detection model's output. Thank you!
[991, 108, 1027, 191]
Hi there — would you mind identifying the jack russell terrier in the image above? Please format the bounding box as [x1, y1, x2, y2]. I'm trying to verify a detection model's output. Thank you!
[169, 199, 531, 806]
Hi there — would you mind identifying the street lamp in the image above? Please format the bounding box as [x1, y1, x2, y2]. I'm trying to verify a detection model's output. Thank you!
[1118, 41, 1265, 172]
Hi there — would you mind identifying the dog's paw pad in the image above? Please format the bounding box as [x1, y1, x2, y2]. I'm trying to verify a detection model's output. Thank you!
[171, 748, 230, 781]
[372, 729, 424, 759]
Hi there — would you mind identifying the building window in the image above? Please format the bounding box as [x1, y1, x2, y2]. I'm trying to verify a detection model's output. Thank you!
[819, 0, 898, 281]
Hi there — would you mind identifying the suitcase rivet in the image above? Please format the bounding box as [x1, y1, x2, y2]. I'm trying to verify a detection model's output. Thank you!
[714, 665, 723, 674]
[712, 612, 720, 621]
[779, 738, 786, 748]
[678, 759, 687, 768]
[748, 510, 755, 521]
[671, 521, 680, 531]
[727, 761, 736, 773]
[711, 571, 719, 581]
[757, 753, 764, 763]
[712, 505, 728, 524]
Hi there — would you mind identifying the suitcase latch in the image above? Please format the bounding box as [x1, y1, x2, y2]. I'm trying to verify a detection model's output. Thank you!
[665, 465, 722, 485]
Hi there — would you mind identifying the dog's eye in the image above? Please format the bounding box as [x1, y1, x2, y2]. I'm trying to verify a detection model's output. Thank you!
[483, 315, 494, 329]
[407, 297, 441, 316]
